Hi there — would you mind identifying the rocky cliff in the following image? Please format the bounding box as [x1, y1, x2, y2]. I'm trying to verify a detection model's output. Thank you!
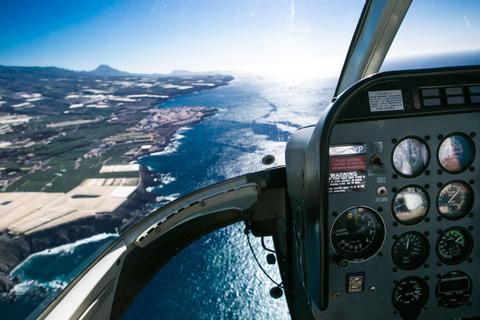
[0, 165, 157, 294]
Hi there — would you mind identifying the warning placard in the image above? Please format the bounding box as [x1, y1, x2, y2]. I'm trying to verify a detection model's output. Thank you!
[331, 156, 366, 172]
[368, 90, 404, 112]
[329, 171, 367, 194]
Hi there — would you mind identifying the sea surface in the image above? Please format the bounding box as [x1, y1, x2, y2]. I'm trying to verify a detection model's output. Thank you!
[1, 74, 336, 319]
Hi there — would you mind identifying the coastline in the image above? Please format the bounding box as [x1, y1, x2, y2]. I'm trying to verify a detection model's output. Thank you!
[0, 164, 158, 295]
[0, 106, 219, 295]
[0, 68, 233, 298]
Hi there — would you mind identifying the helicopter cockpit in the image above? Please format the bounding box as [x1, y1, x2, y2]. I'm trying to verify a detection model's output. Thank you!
[33, 1, 480, 319]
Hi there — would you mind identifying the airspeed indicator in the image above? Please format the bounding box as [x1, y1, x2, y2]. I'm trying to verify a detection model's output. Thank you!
[437, 181, 473, 220]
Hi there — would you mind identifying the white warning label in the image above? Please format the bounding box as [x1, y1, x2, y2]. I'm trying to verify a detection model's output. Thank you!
[328, 171, 367, 194]
[368, 90, 404, 112]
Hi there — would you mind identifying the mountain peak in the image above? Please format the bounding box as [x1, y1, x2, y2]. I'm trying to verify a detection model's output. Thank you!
[89, 65, 129, 77]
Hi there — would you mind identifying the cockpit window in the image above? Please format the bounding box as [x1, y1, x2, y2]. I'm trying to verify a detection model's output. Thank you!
[0, 1, 365, 318]
[382, 0, 480, 71]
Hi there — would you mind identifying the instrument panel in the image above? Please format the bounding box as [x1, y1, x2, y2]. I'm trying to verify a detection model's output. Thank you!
[283, 67, 480, 320]
[327, 111, 479, 319]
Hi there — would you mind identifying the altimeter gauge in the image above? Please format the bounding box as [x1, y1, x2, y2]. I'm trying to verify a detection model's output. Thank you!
[330, 207, 385, 261]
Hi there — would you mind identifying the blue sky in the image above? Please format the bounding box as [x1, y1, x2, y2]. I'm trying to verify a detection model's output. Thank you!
[0, 0, 478, 74]
[0, 0, 364, 74]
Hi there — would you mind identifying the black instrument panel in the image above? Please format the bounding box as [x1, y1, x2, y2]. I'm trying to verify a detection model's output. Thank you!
[283, 66, 480, 320]
[325, 82, 480, 319]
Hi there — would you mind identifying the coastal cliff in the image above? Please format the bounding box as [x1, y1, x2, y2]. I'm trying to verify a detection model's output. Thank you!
[0, 165, 157, 294]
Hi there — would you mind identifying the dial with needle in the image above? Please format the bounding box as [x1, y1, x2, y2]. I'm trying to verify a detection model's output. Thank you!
[448, 189, 460, 204]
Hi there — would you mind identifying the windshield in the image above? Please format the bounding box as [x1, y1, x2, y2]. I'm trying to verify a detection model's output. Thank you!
[0, 1, 364, 318]
[382, 0, 480, 71]
[0, 0, 478, 319]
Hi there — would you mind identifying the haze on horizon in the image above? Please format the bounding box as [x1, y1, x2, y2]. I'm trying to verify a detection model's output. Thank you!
[0, 0, 479, 76]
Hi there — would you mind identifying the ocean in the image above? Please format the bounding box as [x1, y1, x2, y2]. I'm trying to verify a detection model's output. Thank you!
[1, 74, 335, 319]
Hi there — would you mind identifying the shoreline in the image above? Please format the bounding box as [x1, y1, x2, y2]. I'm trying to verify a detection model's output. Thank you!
[0, 68, 234, 299]
[0, 106, 219, 295]
[0, 164, 159, 295]
[124, 107, 217, 163]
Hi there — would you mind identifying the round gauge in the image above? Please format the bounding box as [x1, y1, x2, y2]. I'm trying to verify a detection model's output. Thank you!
[330, 207, 385, 261]
[392, 137, 429, 177]
[438, 133, 475, 173]
[392, 276, 429, 312]
[393, 186, 429, 225]
[437, 181, 473, 220]
[392, 232, 429, 270]
[436, 271, 472, 308]
[436, 227, 473, 265]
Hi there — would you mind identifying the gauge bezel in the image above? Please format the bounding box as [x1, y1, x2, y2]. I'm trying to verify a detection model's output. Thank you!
[437, 132, 475, 174]
[391, 136, 430, 178]
[435, 271, 472, 309]
[435, 226, 474, 265]
[392, 276, 430, 312]
[392, 185, 430, 225]
[330, 206, 385, 262]
[391, 231, 430, 270]
[436, 180, 474, 221]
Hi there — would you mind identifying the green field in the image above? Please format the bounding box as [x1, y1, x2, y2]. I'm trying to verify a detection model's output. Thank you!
[4, 115, 147, 192]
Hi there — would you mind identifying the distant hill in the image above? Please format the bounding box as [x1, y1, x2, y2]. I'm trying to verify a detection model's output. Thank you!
[0, 65, 79, 80]
[0, 64, 226, 81]
[88, 64, 130, 77]
[87, 65, 222, 78]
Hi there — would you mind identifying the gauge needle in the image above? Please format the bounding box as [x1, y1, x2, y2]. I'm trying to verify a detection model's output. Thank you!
[448, 190, 460, 203]
[406, 237, 410, 249]
[355, 212, 358, 225]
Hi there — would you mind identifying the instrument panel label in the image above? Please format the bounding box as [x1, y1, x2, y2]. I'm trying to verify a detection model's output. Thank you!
[329, 170, 367, 194]
[368, 90, 404, 112]
[329, 144, 366, 156]
[331, 156, 366, 172]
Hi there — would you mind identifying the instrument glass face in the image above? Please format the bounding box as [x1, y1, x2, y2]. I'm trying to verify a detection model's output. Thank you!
[435, 271, 472, 309]
[437, 181, 473, 220]
[330, 207, 385, 261]
[438, 133, 475, 173]
[393, 186, 429, 224]
[392, 232, 429, 270]
[392, 276, 429, 312]
[436, 227, 473, 265]
[392, 137, 429, 177]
